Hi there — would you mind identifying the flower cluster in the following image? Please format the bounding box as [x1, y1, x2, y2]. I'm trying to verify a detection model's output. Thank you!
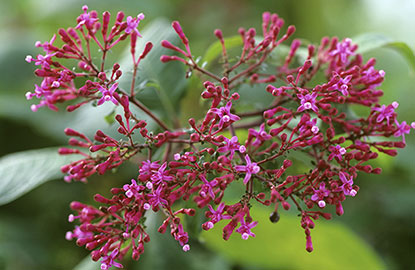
[27, 7, 414, 269]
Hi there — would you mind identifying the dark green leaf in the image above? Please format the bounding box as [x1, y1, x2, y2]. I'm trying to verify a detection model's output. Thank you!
[0, 148, 76, 205]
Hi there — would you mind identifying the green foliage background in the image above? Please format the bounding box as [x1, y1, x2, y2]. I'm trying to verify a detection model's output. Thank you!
[0, 0, 414, 269]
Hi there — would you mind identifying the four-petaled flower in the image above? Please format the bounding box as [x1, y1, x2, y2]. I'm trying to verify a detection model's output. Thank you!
[148, 185, 168, 208]
[311, 182, 330, 208]
[328, 145, 346, 161]
[209, 101, 240, 130]
[206, 203, 232, 226]
[249, 123, 272, 146]
[150, 162, 174, 185]
[329, 38, 355, 64]
[372, 102, 398, 125]
[199, 174, 218, 200]
[297, 92, 318, 113]
[338, 172, 357, 197]
[236, 219, 258, 240]
[125, 13, 145, 37]
[100, 249, 123, 270]
[217, 136, 240, 159]
[235, 155, 260, 184]
[327, 74, 352, 96]
[76, 5, 98, 30]
[394, 119, 411, 144]
[98, 83, 119, 106]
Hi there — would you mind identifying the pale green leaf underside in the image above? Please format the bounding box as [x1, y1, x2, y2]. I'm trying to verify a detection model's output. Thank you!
[0, 148, 75, 205]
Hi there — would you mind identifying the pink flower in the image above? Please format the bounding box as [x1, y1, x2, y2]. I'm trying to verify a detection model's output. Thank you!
[148, 185, 168, 208]
[206, 202, 232, 225]
[125, 14, 145, 37]
[97, 83, 119, 106]
[327, 74, 352, 96]
[100, 249, 123, 270]
[394, 119, 411, 144]
[311, 182, 330, 208]
[76, 5, 98, 30]
[249, 123, 272, 146]
[328, 145, 346, 161]
[329, 38, 355, 64]
[338, 172, 357, 197]
[209, 101, 240, 130]
[217, 136, 240, 159]
[150, 162, 174, 185]
[199, 174, 218, 200]
[372, 102, 397, 125]
[235, 155, 260, 184]
[297, 92, 318, 113]
[236, 219, 258, 240]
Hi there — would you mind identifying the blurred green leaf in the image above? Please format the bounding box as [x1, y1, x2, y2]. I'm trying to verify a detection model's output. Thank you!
[353, 33, 415, 72]
[73, 256, 100, 270]
[0, 148, 75, 205]
[203, 35, 243, 68]
[201, 207, 385, 270]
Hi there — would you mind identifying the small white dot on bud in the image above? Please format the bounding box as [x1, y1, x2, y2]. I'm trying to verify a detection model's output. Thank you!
[318, 200, 326, 208]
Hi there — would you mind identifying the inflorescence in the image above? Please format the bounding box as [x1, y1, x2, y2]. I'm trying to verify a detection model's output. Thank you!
[26, 6, 414, 269]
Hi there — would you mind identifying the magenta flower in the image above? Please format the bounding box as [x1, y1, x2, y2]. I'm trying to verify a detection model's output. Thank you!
[328, 145, 346, 161]
[148, 185, 168, 208]
[125, 14, 145, 37]
[311, 182, 330, 208]
[199, 174, 218, 200]
[297, 92, 318, 113]
[361, 66, 385, 87]
[65, 225, 93, 241]
[329, 38, 355, 64]
[100, 249, 123, 270]
[98, 83, 119, 106]
[150, 162, 174, 185]
[236, 219, 258, 240]
[372, 102, 397, 125]
[209, 101, 240, 130]
[394, 119, 411, 144]
[217, 136, 240, 159]
[235, 155, 260, 184]
[299, 118, 319, 136]
[327, 74, 352, 96]
[338, 172, 357, 197]
[123, 179, 144, 198]
[206, 203, 232, 225]
[76, 5, 98, 30]
[249, 123, 272, 146]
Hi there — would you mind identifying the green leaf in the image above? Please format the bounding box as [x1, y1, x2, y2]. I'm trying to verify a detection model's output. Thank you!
[0, 148, 76, 205]
[73, 256, 100, 270]
[353, 33, 415, 72]
[201, 206, 385, 269]
[202, 35, 243, 68]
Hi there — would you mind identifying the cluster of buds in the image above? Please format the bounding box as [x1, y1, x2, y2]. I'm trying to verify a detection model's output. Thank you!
[27, 7, 414, 269]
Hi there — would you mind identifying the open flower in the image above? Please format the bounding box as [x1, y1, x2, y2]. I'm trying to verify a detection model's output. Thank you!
[235, 155, 260, 184]
[97, 83, 119, 106]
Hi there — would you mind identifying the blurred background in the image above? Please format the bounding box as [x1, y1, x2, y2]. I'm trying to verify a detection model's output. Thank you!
[0, 0, 414, 269]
